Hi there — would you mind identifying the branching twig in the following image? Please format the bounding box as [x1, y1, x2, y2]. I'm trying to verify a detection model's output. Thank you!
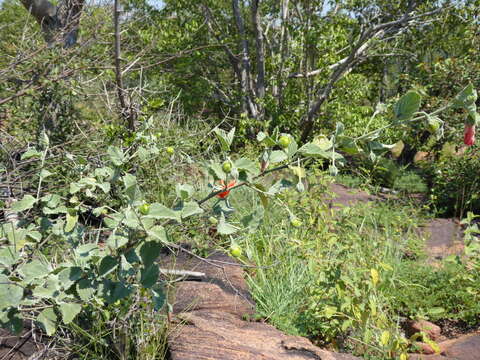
[299, 5, 447, 142]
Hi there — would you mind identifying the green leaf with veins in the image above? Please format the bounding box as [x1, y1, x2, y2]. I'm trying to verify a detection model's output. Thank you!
[37, 308, 57, 336]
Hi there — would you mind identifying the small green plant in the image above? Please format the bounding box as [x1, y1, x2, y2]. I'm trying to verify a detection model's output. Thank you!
[461, 211, 480, 258]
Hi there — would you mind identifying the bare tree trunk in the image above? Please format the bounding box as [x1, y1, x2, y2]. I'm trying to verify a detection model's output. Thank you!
[232, 0, 258, 119]
[114, 0, 136, 132]
[277, 0, 290, 110]
[251, 0, 265, 103]
[19, 0, 84, 47]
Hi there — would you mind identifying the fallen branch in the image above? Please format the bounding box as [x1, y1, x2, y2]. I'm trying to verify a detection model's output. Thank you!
[159, 268, 206, 279]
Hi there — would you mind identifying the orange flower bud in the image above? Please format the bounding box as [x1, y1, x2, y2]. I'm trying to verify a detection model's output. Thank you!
[217, 179, 237, 198]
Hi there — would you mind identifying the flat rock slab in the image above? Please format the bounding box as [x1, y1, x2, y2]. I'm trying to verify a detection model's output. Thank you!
[419, 219, 464, 262]
[409, 355, 453, 360]
[164, 252, 360, 360]
[174, 281, 254, 317]
[159, 251, 255, 318]
[169, 310, 361, 360]
[408, 333, 480, 360]
[326, 184, 381, 208]
[442, 334, 480, 360]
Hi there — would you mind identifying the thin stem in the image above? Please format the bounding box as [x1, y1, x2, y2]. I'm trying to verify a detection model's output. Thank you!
[354, 103, 451, 142]
[197, 162, 290, 205]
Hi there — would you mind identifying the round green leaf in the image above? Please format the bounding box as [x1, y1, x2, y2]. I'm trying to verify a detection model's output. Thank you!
[37, 308, 57, 336]
[59, 302, 82, 324]
[0, 275, 23, 308]
[11, 195, 37, 212]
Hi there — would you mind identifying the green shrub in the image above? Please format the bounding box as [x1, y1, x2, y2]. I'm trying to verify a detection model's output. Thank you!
[429, 147, 480, 217]
[340, 157, 428, 194]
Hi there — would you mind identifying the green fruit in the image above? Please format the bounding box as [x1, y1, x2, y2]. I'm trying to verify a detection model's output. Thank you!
[466, 95, 476, 104]
[278, 135, 292, 149]
[290, 217, 302, 228]
[427, 118, 441, 134]
[208, 216, 218, 225]
[229, 244, 242, 258]
[222, 160, 233, 173]
[166, 146, 174, 155]
[139, 203, 150, 215]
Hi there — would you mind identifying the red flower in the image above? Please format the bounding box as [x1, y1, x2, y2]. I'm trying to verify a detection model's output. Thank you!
[464, 124, 476, 146]
[217, 179, 237, 198]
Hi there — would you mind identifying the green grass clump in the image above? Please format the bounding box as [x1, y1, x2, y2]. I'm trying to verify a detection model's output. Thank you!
[63, 300, 169, 360]
[393, 171, 429, 194]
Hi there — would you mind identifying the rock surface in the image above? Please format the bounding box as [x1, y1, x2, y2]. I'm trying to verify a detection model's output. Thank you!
[420, 219, 464, 263]
[409, 355, 451, 360]
[159, 251, 255, 318]
[408, 333, 480, 360]
[174, 281, 254, 316]
[405, 320, 443, 341]
[412, 342, 437, 355]
[169, 310, 360, 360]
[442, 334, 480, 360]
[326, 184, 381, 207]
[165, 251, 360, 360]
[0, 327, 45, 360]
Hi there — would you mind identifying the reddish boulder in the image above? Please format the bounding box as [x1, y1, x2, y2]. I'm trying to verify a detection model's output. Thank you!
[405, 320, 442, 341]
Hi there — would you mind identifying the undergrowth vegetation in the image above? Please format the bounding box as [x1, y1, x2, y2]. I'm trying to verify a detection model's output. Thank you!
[239, 180, 480, 358]
[2, 1, 480, 359]
[2, 102, 480, 359]
[1, 114, 212, 359]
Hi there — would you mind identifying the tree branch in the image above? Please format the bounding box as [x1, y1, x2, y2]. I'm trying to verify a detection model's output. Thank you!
[299, 5, 445, 142]
[113, 0, 136, 132]
[202, 5, 242, 82]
